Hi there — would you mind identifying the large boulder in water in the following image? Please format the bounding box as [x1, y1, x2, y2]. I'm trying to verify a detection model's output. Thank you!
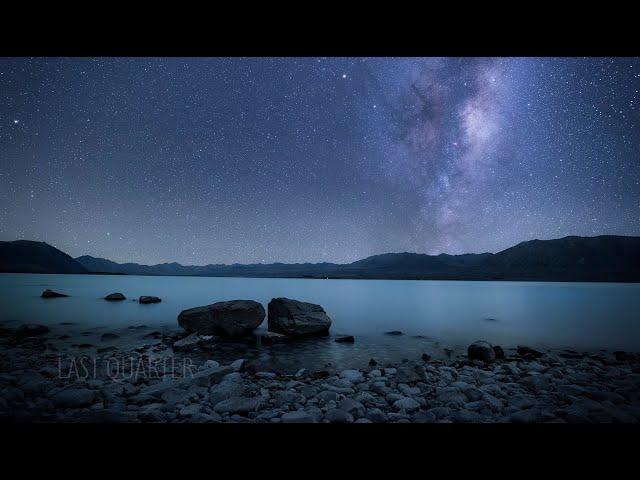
[41, 289, 68, 298]
[178, 300, 265, 338]
[467, 340, 496, 363]
[267, 297, 332, 337]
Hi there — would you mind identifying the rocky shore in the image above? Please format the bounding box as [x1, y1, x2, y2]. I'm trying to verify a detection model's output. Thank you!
[1, 321, 639, 423]
[1, 291, 639, 423]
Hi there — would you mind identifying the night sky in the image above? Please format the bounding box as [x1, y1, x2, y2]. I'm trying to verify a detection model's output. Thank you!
[1, 57, 639, 265]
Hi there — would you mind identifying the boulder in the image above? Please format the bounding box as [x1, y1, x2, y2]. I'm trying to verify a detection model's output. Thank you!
[41, 289, 68, 298]
[467, 341, 496, 363]
[267, 297, 332, 337]
[139, 296, 161, 304]
[492, 345, 505, 359]
[178, 300, 265, 337]
[105, 292, 126, 301]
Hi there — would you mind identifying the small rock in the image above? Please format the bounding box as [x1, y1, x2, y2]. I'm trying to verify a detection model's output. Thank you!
[139, 296, 161, 304]
[214, 396, 261, 414]
[281, 410, 316, 423]
[104, 292, 126, 301]
[467, 341, 496, 363]
[51, 388, 97, 408]
[517, 345, 544, 359]
[340, 369, 364, 383]
[41, 289, 68, 298]
[325, 408, 354, 423]
[393, 397, 421, 412]
[335, 335, 355, 343]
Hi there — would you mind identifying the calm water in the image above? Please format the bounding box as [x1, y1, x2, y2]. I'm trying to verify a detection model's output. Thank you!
[1, 274, 640, 369]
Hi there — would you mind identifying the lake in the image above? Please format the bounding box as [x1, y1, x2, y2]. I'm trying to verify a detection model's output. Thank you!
[1, 273, 639, 370]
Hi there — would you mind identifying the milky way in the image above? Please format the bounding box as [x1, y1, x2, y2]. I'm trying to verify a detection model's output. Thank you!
[1, 58, 639, 264]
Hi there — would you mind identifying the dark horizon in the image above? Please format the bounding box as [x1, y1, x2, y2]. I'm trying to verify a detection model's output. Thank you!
[1, 58, 639, 264]
[3, 233, 639, 267]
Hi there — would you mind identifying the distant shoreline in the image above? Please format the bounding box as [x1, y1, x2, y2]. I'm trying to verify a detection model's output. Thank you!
[2, 271, 639, 283]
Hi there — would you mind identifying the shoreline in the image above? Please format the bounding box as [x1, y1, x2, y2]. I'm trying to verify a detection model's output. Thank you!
[3, 271, 640, 284]
[1, 322, 639, 423]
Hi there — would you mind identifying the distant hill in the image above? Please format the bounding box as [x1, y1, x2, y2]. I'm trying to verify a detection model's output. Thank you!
[0, 240, 87, 274]
[70, 235, 640, 282]
[2, 236, 639, 281]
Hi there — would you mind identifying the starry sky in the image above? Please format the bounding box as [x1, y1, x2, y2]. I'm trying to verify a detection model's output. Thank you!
[1, 57, 639, 265]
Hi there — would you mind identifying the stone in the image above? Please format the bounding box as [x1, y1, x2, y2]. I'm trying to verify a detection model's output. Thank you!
[393, 397, 421, 412]
[51, 388, 97, 408]
[209, 378, 245, 405]
[421, 353, 431, 362]
[214, 396, 261, 414]
[335, 335, 355, 343]
[172, 333, 208, 351]
[339, 397, 366, 417]
[325, 408, 354, 423]
[340, 369, 364, 383]
[230, 359, 246, 371]
[492, 345, 505, 359]
[366, 407, 387, 423]
[517, 345, 544, 359]
[267, 297, 332, 336]
[467, 341, 496, 363]
[203, 360, 220, 370]
[178, 300, 265, 337]
[139, 296, 161, 304]
[510, 409, 542, 423]
[15, 324, 50, 338]
[385, 331, 403, 336]
[41, 289, 68, 298]
[100, 333, 120, 341]
[256, 331, 290, 346]
[104, 292, 126, 301]
[396, 364, 425, 383]
[281, 410, 316, 423]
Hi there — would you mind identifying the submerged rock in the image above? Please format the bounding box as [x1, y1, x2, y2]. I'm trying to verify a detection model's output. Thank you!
[267, 297, 332, 337]
[104, 292, 126, 301]
[178, 300, 265, 338]
[172, 333, 216, 351]
[467, 341, 496, 363]
[15, 324, 50, 338]
[385, 330, 403, 336]
[100, 333, 120, 341]
[255, 331, 290, 346]
[139, 296, 161, 304]
[335, 335, 355, 343]
[41, 289, 68, 298]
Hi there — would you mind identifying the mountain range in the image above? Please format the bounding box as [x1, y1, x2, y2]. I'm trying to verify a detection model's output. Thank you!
[1, 235, 640, 281]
